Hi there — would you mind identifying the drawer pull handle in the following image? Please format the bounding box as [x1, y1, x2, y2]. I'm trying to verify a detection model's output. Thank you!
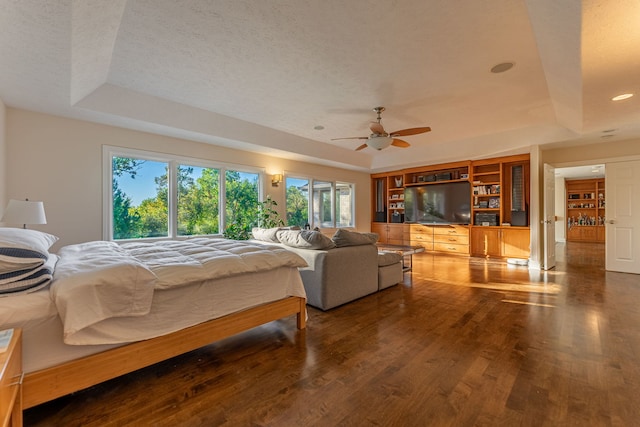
[9, 372, 24, 386]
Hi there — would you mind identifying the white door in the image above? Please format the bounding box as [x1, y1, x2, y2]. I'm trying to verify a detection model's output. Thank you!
[543, 164, 556, 270]
[606, 160, 640, 274]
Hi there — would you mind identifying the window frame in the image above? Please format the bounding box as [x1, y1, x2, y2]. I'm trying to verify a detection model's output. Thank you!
[284, 172, 356, 229]
[103, 146, 265, 241]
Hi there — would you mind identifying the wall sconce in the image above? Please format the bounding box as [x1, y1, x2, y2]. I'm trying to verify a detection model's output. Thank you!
[1, 199, 47, 229]
[271, 173, 283, 187]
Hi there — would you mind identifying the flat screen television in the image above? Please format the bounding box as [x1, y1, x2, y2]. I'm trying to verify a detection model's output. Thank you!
[404, 181, 471, 224]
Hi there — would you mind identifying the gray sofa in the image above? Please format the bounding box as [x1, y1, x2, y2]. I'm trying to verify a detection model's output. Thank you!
[251, 228, 402, 310]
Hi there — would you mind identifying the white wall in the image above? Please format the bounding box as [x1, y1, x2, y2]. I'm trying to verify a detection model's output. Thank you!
[6, 108, 371, 249]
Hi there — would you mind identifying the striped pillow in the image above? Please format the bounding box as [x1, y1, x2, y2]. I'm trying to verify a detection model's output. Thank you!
[0, 228, 58, 274]
[0, 254, 57, 296]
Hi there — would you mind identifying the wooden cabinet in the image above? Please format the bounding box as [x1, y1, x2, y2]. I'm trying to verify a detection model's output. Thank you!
[405, 223, 435, 250]
[470, 227, 501, 257]
[372, 223, 404, 245]
[566, 178, 605, 243]
[403, 161, 470, 186]
[406, 224, 469, 254]
[371, 154, 530, 260]
[0, 329, 22, 427]
[470, 227, 530, 259]
[502, 228, 531, 259]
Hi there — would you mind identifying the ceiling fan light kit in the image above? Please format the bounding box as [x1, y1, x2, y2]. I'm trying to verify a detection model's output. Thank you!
[367, 136, 394, 150]
[332, 106, 431, 151]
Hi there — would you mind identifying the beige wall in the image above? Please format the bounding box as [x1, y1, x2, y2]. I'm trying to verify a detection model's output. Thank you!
[0, 98, 5, 218]
[6, 108, 371, 249]
[542, 139, 640, 165]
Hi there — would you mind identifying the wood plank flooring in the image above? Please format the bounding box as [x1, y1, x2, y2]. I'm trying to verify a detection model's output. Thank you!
[24, 242, 640, 426]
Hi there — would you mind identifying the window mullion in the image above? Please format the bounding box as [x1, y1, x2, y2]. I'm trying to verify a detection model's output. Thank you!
[168, 161, 178, 238]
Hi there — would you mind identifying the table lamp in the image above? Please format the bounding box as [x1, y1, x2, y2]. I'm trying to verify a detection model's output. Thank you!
[1, 199, 47, 229]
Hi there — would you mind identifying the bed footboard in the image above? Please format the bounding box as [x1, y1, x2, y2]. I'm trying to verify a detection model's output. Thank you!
[23, 296, 306, 409]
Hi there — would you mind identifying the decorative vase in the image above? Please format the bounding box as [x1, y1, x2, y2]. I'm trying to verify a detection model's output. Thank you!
[394, 177, 403, 187]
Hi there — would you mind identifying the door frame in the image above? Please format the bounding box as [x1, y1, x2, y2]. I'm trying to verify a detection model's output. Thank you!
[541, 155, 640, 266]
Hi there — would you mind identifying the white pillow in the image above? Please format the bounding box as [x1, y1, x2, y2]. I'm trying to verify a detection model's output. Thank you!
[251, 227, 282, 243]
[276, 230, 336, 250]
[0, 228, 59, 273]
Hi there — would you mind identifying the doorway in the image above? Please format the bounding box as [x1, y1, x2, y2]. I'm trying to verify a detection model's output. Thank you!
[553, 164, 605, 243]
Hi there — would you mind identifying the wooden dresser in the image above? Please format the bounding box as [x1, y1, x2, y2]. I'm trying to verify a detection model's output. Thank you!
[0, 329, 22, 427]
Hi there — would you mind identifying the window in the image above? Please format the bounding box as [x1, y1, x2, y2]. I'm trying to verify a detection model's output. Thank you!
[177, 165, 220, 236]
[285, 177, 309, 227]
[285, 176, 354, 229]
[104, 147, 262, 240]
[225, 170, 260, 238]
[335, 182, 354, 227]
[313, 180, 333, 228]
[112, 156, 169, 239]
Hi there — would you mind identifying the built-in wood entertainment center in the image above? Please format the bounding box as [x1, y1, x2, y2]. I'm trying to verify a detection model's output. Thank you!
[371, 154, 530, 259]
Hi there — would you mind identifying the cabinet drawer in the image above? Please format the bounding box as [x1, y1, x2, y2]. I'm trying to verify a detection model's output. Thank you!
[433, 242, 469, 254]
[409, 240, 432, 250]
[409, 224, 435, 235]
[433, 234, 469, 245]
[409, 233, 432, 243]
[433, 225, 469, 236]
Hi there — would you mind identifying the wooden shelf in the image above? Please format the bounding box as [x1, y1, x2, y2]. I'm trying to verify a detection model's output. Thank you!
[566, 178, 605, 242]
[370, 154, 530, 258]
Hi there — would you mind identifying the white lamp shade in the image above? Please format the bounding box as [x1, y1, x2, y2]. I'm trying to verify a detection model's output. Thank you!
[1, 199, 47, 226]
[367, 136, 393, 150]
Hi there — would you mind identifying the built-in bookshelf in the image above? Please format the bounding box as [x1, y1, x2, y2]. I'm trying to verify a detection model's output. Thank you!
[566, 178, 605, 243]
[371, 154, 531, 258]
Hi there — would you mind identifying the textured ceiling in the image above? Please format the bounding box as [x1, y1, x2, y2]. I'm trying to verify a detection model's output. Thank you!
[1, 0, 640, 172]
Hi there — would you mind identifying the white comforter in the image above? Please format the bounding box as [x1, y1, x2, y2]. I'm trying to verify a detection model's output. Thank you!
[51, 238, 307, 344]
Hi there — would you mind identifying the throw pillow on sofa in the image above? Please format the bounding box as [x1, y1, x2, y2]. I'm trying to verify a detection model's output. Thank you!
[251, 227, 282, 243]
[251, 226, 302, 243]
[276, 230, 336, 250]
[331, 229, 378, 247]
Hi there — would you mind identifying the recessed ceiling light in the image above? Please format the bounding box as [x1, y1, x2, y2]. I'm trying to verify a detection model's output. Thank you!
[313, 125, 325, 130]
[612, 93, 633, 101]
[490, 62, 515, 73]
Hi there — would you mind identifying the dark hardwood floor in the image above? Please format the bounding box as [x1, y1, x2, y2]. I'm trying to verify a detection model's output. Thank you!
[24, 242, 640, 426]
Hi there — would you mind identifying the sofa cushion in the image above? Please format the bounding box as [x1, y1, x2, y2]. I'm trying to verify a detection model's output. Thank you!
[251, 227, 282, 243]
[276, 230, 336, 250]
[378, 252, 402, 267]
[332, 229, 378, 247]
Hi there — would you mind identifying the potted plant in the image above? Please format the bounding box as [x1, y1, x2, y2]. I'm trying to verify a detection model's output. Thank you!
[224, 196, 284, 240]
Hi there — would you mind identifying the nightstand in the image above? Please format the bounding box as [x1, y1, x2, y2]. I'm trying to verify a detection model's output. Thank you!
[0, 328, 22, 427]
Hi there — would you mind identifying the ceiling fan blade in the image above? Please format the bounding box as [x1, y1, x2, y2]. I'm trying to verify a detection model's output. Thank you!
[331, 136, 368, 141]
[355, 143, 368, 151]
[389, 126, 431, 137]
[370, 122, 386, 135]
[391, 138, 411, 148]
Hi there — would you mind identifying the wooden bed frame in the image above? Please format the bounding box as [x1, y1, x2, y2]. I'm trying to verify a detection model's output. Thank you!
[22, 296, 306, 409]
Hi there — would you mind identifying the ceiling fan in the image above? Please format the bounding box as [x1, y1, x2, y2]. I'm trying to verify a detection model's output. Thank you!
[332, 106, 431, 151]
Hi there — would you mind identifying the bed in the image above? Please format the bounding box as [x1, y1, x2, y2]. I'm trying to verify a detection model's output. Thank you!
[0, 228, 307, 409]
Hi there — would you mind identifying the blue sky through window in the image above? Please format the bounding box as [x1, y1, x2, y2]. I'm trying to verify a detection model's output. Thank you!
[116, 160, 167, 206]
